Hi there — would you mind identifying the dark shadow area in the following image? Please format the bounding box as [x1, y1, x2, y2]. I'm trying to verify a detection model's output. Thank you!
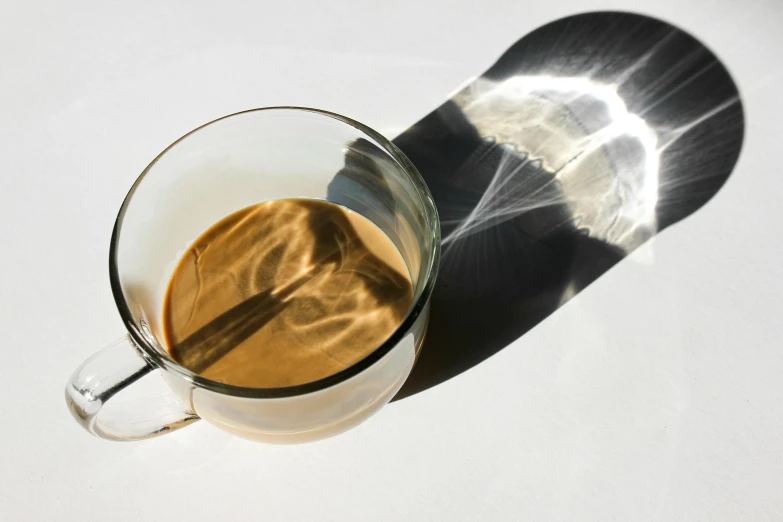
[390, 11, 744, 400]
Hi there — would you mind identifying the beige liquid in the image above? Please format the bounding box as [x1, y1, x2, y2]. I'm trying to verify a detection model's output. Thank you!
[163, 198, 413, 388]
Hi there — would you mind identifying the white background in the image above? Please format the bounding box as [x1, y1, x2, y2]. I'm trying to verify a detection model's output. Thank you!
[2, 0, 782, 520]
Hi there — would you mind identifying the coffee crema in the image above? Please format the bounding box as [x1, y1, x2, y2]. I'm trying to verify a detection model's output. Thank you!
[163, 198, 413, 388]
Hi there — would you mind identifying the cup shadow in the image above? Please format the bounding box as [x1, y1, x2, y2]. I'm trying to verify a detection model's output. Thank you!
[387, 11, 745, 400]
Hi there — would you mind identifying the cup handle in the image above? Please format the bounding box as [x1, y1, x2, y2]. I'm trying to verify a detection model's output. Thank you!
[65, 334, 200, 441]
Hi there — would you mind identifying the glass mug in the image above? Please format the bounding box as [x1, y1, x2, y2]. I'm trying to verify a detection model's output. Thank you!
[65, 107, 440, 443]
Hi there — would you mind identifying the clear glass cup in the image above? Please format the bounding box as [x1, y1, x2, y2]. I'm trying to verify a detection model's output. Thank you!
[65, 107, 440, 443]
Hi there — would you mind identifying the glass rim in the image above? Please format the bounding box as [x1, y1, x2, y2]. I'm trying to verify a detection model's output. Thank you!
[109, 106, 441, 399]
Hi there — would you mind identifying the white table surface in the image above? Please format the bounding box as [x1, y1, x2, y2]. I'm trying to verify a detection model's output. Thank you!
[2, 1, 782, 520]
